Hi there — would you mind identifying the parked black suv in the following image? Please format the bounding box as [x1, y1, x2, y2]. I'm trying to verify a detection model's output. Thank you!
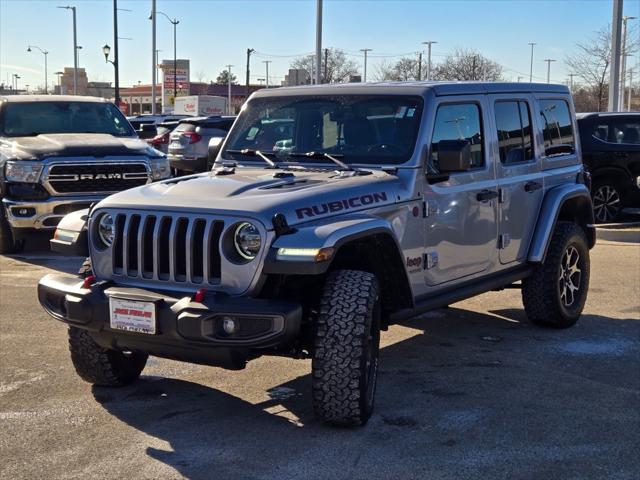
[577, 112, 640, 223]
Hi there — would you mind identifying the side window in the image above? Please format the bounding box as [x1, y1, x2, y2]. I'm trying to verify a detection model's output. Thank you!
[539, 99, 575, 157]
[610, 121, 640, 144]
[495, 100, 534, 164]
[430, 103, 484, 170]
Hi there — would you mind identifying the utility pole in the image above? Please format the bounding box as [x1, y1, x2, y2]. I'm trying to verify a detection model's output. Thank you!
[246, 48, 254, 97]
[619, 16, 637, 108]
[471, 55, 477, 81]
[262, 60, 271, 88]
[422, 41, 437, 81]
[609, 0, 623, 111]
[569, 73, 576, 91]
[151, 0, 156, 114]
[528, 42, 536, 83]
[517, 76, 523, 82]
[324, 48, 328, 84]
[360, 48, 372, 82]
[226, 64, 233, 114]
[544, 59, 556, 83]
[315, 0, 322, 85]
[417, 52, 422, 81]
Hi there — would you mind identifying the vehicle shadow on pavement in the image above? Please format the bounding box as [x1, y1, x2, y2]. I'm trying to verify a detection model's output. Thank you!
[1, 232, 84, 275]
[91, 307, 640, 480]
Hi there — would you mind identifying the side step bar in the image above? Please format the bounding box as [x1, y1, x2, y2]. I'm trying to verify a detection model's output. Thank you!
[389, 266, 532, 324]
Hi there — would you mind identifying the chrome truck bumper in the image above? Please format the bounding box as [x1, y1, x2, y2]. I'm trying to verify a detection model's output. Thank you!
[2, 196, 102, 230]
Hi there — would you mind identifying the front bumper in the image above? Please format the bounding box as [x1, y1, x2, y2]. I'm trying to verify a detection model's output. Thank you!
[2, 195, 101, 230]
[38, 273, 302, 369]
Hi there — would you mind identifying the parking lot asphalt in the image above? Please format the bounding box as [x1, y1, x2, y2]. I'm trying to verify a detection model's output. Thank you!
[1, 238, 639, 480]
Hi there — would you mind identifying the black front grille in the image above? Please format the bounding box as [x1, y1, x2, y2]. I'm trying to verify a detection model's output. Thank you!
[48, 163, 149, 194]
[112, 213, 224, 285]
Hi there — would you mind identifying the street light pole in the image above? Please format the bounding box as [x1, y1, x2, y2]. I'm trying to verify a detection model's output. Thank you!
[609, 0, 623, 111]
[155, 11, 179, 104]
[315, 0, 322, 84]
[544, 59, 556, 83]
[263, 60, 271, 88]
[151, 0, 156, 114]
[360, 48, 372, 82]
[422, 41, 437, 81]
[58, 6, 77, 94]
[528, 42, 536, 83]
[226, 64, 233, 114]
[619, 16, 637, 109]
[27, 45, 49, 93]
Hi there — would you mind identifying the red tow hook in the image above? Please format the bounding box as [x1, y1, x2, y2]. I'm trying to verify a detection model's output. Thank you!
[193, 288, 208, 303]
[81, 275, 96, 289]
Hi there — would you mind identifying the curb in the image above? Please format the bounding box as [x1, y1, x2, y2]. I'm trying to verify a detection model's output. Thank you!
[596, 223, 640, 244]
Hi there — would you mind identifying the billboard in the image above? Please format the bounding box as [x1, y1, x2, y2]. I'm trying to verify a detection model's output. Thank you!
[160, 59, 190, 111]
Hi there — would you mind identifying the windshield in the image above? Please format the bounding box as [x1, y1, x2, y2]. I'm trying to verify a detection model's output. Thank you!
[222, 95, 423, 165]
[1, 101, 135, 137]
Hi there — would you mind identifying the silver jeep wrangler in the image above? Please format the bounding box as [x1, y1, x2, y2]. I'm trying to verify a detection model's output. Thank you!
[38, 82, 595, 426]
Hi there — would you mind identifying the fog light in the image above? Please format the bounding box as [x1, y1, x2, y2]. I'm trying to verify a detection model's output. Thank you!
[221, 316, 237, 335]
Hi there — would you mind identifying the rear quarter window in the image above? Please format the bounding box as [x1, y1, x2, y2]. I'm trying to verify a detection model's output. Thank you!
[539, 99, 575, 157]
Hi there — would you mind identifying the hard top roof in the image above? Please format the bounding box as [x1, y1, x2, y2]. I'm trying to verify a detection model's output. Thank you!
[0, 94, 109, 103]
[252, 81, 570, 99]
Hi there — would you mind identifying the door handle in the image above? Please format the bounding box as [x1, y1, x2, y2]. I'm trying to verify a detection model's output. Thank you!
[476, 189, 499, 202]
[524, 180, 542, 192]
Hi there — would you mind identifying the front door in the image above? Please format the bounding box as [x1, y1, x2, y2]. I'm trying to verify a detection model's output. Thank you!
[424, 98, 499, 286]
[490, 96, 544, 264]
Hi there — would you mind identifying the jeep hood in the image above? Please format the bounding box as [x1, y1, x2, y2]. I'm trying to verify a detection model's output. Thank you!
[1, 134, 157, 160]
[97, 167, 405, 227]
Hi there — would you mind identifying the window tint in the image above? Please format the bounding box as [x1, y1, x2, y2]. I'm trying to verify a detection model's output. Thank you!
[593, 121, 640, 144]
[495, 101, 534, 164]
[430, 103, 484, 170]
[539, 99, 575, 157]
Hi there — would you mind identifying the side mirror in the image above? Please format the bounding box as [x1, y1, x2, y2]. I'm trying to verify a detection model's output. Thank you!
[208, 136, 225, 166]
[437, 140, 471, 173]
[138, 123, 157, 139]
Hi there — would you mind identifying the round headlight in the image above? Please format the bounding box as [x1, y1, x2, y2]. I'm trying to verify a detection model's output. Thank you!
[233, 222, 261, 260]
[97, 214, 115, 247]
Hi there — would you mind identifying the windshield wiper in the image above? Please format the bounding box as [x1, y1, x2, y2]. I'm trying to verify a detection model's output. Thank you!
[289, 151, 354, 171]
[225, 148, 279, 168]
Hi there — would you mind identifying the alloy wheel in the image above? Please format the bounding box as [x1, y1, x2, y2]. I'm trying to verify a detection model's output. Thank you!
[593, 185, 621, 223]
[558, 245, 581, 307]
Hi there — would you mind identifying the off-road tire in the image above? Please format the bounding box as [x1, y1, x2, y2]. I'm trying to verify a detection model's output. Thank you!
[68, 327, 148, 386]
[312, 269, 381, 426]
[591, 177, 623, 223]
[0, 208, 24, 254]
[522, 222, 590, 329]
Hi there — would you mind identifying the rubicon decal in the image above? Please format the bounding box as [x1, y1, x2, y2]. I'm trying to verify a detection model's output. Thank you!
[295, 192, 388, 219]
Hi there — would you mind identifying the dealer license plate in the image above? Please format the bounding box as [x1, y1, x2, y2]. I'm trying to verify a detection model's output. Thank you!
[109, 297, 156, 334]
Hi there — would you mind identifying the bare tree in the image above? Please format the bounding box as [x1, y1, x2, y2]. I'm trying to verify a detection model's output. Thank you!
[374, 56, 426, 81]
[194, 70, 207, 83]
[566, 25, 637, 112]
[431, 48, 503, 81]
[291, 48, 359, 83]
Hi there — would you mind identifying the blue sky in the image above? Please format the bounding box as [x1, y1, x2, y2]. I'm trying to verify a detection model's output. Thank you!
[1, 0, 639, 91]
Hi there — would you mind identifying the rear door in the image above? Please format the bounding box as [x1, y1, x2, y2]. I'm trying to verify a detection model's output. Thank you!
[490, 95, 544, 264]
